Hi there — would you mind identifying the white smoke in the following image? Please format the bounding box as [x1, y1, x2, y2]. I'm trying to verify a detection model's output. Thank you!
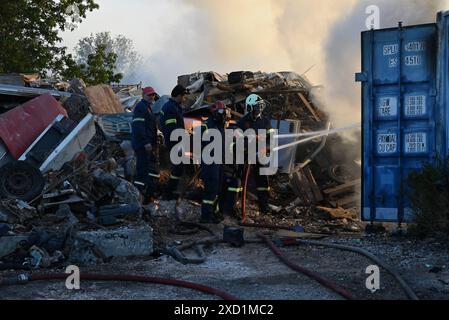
[321, 0, 449, 129]
[130, 0, 448, 130]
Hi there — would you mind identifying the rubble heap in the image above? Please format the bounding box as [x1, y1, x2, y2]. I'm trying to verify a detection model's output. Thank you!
[0, 70, 362, 272]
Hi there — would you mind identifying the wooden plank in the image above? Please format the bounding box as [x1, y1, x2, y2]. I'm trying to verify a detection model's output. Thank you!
[336, 195, 359, 208]
[323, 179, 361, 196]
[291, 171, 313, 205]
[84, 85, 124, 114]
[303, 167, 323, 202]
[317, 206, 356, 220]
[297, 92, 321, 122]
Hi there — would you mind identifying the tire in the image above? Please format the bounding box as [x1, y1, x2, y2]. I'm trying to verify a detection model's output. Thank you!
[328, 164, 360, 185]
[0, 161, 45, 202]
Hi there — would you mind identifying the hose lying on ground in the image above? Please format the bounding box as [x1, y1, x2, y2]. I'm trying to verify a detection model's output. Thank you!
[290, 238, 419, 301]
[258, 233, 354, 300]
[240, 222, 295, 231]
[164, 236, 220, 265]
[244, 220, 418, 300]
[0, 273, 238, 300]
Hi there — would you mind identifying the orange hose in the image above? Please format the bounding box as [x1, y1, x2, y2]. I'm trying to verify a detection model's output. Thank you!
[241, 164, 251, 223]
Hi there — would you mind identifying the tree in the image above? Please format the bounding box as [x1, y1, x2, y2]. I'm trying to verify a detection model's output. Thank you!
[0, 0, 99, 74]
[74, 32, 142, 79]
[62, 45, 123, 85]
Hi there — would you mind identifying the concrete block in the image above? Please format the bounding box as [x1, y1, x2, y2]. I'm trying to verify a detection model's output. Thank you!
[76, 225, 153, 258]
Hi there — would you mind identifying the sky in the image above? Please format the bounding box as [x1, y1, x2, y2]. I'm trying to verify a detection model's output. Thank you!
[61, 0, 449, 127]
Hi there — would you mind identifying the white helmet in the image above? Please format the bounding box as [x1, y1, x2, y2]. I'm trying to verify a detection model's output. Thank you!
[245, 94, 265, 119]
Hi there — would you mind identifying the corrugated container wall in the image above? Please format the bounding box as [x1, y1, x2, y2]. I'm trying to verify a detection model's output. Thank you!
[357, 11, 449, 222]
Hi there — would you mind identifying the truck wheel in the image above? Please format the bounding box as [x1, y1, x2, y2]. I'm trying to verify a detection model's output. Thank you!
[0, 161, 45, 202]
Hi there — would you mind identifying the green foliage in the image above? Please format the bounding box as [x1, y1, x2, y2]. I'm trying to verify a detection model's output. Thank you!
[74, 32, 142, 78]
[62, 44, 123, 85]
[0, 0, 99, 74]
[407, 158, 449, 238]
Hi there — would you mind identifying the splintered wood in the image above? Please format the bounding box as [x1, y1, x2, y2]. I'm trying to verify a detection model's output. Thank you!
[290, 167, 323, 205]
[323, 179, 361, 209]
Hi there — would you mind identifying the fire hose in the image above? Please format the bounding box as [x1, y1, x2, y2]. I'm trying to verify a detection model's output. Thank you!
[241, 164, 251, 223]
[0, 272, 238, 300]
[239, 219, 418, 300]
[240, 165, 353, 300]
[257, 233, 354, 300]
[289, 238, 419, 300]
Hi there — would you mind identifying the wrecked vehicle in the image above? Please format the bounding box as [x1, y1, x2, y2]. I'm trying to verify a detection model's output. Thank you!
[0, 94, 96, 201]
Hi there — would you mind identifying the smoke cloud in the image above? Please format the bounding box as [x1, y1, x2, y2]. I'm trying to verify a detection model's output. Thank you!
[321, 0, 448, 129]
[127, 0, 448, 130]
[63, 0, 448, 124]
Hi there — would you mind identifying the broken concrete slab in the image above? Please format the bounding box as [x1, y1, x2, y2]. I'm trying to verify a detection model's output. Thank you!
[76, 225, 153, 258]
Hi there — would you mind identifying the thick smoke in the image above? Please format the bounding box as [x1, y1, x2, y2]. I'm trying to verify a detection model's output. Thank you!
[133, 0, 448, 131]
[321, 0, 448, 129]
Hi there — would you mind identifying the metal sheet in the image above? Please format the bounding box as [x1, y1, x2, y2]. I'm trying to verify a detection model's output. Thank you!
[40, 114, 96, 173]
[271, 119, 301, 174]
[0, 83, 71, 98]
[0, 94, 68, 160]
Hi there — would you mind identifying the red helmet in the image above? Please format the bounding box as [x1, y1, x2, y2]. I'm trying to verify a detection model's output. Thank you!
[143, 86, 156, 96]
[211, 101, 226, 113]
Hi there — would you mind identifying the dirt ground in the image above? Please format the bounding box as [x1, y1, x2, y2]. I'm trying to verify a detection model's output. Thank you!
[1, 201, 448, 300]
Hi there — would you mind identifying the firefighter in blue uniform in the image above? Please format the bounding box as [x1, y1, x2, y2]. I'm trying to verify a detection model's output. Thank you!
[236, 94, 275, 214]
[131, 86, 160, 202]
[159, 84, 189, 200]
[200, 101, 229, 224]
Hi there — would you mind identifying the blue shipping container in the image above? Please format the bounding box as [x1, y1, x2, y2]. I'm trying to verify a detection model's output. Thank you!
[357, 11, 449, 222]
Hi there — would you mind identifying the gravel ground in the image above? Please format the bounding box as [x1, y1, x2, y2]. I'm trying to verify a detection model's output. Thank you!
[1, 200, 448, 300]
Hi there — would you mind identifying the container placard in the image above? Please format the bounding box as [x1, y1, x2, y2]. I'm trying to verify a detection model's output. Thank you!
[404, 132, 427, 153]
[377, 133, 398, 154]
[404, 95, 426, 117]
[377, 97, 398, 118]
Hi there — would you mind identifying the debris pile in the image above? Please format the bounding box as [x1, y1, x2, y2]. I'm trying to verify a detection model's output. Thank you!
[0, 70, 362, 272]
[0, 78, 155, 271]
[179, 70, 361, 225]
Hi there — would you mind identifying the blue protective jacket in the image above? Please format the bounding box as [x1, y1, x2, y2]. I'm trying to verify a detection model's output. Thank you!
[131, 99, 158, 151]
[159, 98, 185, 147]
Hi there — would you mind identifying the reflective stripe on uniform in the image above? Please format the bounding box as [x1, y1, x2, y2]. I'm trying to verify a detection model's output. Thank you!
[170, 175, 181, 180]
[148, 173, 160, 178]
[228, 187, 243, 193]
[202, 200, 215, 205]
[257, 187, 271, 191]
[134, 181, 145, 186]
[133, 118, 145, 122]
[165, 119, 177, 125]
[160, 111, 165, 115]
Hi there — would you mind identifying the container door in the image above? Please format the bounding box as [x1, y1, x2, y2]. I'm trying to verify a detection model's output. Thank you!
[358, 24, 438, 222]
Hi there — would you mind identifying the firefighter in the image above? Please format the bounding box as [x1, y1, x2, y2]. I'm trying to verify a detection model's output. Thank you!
[159, 84, 189, 200]
[200, 101, 229, 224]
[131, 86, 160, 202]
[236, 94, 275, 214]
